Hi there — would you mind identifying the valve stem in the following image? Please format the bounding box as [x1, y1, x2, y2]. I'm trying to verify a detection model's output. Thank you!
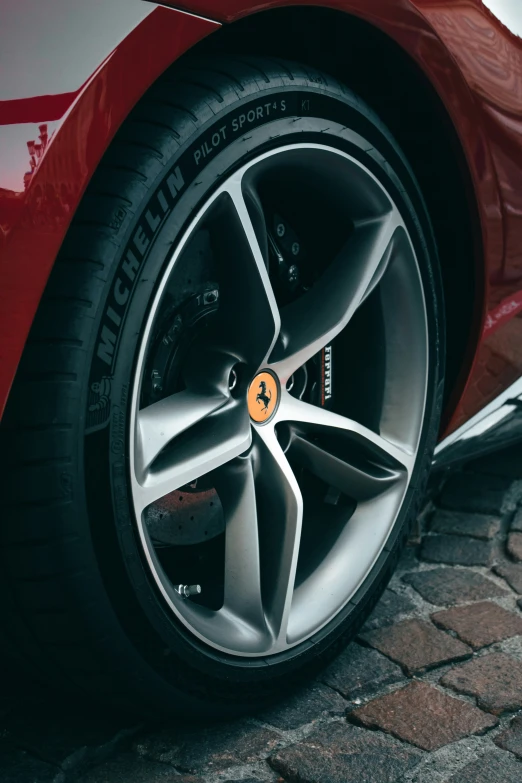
[175, 584, 202, 599]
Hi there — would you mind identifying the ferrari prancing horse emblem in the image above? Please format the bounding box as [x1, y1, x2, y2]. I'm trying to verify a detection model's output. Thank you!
[256, 380, 271, 412]
[247, 371, 279, 423]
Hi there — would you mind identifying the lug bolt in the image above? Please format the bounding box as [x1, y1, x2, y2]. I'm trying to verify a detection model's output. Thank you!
[228, 367, 238, 392]
[276, 223, 285, 237]
[175, 584, 202, 599]
[291, 242, 300, 256]
[204, 289, 219, 305]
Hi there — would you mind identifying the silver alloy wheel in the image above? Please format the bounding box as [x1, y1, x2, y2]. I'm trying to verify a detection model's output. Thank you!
[129, 143, 428, 657]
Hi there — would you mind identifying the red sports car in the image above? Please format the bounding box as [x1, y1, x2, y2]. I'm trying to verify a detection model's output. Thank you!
[1, 0, 521, 716]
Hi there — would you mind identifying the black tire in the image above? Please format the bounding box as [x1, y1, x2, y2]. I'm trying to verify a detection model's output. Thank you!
[0, 56, 444, 717]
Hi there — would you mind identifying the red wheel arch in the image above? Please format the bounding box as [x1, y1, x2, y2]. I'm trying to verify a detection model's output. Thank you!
[0, 5, 218, 420]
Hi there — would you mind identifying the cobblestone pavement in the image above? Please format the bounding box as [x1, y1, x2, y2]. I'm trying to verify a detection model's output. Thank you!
[5, 446, 522, 782]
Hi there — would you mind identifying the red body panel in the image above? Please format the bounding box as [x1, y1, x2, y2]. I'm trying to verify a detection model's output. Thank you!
[0, 3, 219, 419]
[0, 0, 521, 437]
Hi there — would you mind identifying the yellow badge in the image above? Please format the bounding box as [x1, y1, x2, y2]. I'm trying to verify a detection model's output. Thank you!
[247, 371, 279, 423]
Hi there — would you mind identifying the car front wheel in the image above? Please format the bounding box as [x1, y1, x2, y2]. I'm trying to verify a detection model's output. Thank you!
[0, 56, 443, 716]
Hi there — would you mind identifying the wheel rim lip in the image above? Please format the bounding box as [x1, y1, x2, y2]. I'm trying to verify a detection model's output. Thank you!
[128, 141, 429, 658]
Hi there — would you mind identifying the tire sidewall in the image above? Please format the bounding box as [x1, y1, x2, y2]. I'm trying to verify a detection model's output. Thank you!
[83, 79, 444, 702]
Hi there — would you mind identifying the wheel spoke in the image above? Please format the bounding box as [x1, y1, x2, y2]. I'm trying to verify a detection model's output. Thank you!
[136, 389, 228, 476]
[209, 177, 281, 369]
[290, 434, 401, 501]
[214, 454, 266, 632]
[276, 391, 414, 477]
[133, 399, 251, 512]
[254, 425, 303, 644]
[269, 211, 401, 381]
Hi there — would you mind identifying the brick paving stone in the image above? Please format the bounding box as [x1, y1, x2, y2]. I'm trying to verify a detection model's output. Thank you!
[269, 722, 422, 783]
[442, 751, 522, 783]
[494, 714, 522, 759]
[432, 601, 522, 649]
[350, 681, 497, 751]
[360, 618, 471, 674]
[258, 682, 346, 729]
[0, 745, 58, 783]
[508, 532, 522, 562]
[362, 588, 417, 631]
[321, 643, 405, 700]
[430, 510, 501, 540]
[420, 535, 493, 566]
[134, 723, 280, 772]
[440, 473, 518, 515]
[78, 754, 204, 782]
[403, 568, 507, 606]
[511, 508, 522, 532]
[493, 561, 522, 593]
[441, 652, 522, 714]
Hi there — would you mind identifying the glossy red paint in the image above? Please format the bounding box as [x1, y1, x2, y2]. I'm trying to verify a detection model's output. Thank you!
[0, 94, 80, 125]
[159, 0, 522, 435]
[419, 1, 522, 431]
[0, 5, 219, 420]
[1, 0, 521, 438]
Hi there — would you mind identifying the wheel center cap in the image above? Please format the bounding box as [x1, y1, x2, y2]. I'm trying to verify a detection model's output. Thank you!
[247, 370, 279, 423]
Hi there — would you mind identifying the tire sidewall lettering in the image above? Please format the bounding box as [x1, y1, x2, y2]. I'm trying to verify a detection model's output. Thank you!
[83, 86, 441, 677]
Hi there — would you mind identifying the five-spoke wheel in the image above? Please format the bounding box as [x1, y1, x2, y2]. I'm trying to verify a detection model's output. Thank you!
[130, 144, 428, 656]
